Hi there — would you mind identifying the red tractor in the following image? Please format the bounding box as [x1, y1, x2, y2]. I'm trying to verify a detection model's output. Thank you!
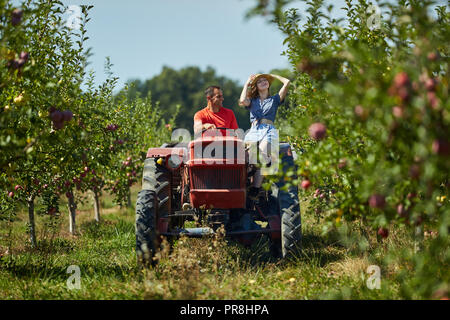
[135, 128, 302, 265]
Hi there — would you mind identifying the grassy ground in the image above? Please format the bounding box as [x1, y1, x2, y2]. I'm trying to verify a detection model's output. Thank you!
[0, 184, 437, 299]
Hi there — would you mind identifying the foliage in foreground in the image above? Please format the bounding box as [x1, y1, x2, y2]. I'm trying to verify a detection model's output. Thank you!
[249, 0, 449, 299]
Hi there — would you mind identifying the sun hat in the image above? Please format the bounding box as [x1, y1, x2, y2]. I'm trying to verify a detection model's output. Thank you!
[249, 74, 275, 88]
[248, 74, 275, 99]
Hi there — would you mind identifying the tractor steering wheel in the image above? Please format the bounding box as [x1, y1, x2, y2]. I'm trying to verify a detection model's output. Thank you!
[202, 126, 229, 132]
[201, 127, 236, 136]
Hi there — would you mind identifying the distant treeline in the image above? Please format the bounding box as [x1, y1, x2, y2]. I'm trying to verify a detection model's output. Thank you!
[117, 66, 292, 132]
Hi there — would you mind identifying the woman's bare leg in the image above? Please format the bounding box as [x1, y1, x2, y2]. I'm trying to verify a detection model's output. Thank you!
[253, 140, 272, 188]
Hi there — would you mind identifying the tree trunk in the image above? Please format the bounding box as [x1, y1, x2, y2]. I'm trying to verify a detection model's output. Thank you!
[67, 191, 77, 235]
[93, 189, 101, 222]
[27, 195, 37, 248]
[127, 188, 132, 208]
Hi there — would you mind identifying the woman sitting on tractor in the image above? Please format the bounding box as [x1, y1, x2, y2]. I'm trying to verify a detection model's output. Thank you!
[238, 73, 291, 199]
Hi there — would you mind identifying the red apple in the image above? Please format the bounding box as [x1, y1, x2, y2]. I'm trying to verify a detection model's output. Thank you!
[308, 123, 327, 140]
[354, 105, 368, 120]
[407, 192, 417, 200]
[301, 180, 311, 189]
[425, 78, 437, 91]
[427, 51, 439, 61]
[393, 72, 410, 88]
[427, 91, 439, 109]
[369, 194, 386, 209]
[392, 106, 404, 118]
[338, 158, 347, 169]
[62, 110, 73, 122]
[11, 8, 23, 26]
[432, 139, 450, 156]
[53, 120, 64, 130]
[377, 227, 389, 239]
[50, 110, 63, 123]
[17, 51, 29, 67]
[389, 72, 411, 102]
[396, 86, 410, 102]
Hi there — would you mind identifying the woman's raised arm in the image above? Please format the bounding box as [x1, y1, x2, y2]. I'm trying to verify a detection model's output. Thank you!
[238, 75, 254, 107]
[270, 74, 291, 102]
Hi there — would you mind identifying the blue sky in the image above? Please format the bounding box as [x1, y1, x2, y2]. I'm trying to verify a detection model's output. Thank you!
[58, 0, 306, 89]
[24, 0, 446, 90]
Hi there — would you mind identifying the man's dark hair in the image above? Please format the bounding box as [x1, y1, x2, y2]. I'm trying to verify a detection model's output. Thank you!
[204, 85, 221, 98]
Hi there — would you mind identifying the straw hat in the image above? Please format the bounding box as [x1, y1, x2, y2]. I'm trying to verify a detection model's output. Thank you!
[249, 74, 275, 88]
[248, 74, 275, 98]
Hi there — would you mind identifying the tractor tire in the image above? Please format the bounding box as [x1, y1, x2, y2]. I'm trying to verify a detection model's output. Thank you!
[279, 185, 302, 259]
[274, 150, 302, 260]
[135, 189, 157, 266]
[135, 158, 171, 266]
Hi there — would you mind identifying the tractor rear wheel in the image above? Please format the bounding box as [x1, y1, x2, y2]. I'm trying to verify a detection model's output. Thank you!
[135, 158, 171, 266]
[279, 185, 302, 259]
[273, 150, 302, 260]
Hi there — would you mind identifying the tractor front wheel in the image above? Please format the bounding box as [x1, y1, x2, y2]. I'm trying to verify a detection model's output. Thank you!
[135, 189, 158, 266]
[135, 158, 171, 266]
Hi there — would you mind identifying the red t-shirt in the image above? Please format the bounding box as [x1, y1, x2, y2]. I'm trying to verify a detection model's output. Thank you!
[194, 106, 239, 131]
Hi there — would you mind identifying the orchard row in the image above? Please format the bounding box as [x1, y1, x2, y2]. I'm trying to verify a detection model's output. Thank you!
[0, 1, 174, 245]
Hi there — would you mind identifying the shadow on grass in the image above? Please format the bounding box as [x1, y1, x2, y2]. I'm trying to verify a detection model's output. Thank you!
[221, 228, 347, 269]
[0, 255, 139, 281]
[0, 218, 138, 281]
[79, 219, 134, 239]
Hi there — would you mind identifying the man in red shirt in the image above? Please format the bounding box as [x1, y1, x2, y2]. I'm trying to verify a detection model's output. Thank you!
[194, 86, 239, 135]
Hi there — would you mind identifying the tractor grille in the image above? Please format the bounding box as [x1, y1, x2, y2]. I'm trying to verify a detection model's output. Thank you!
[191, 166, 243, 190]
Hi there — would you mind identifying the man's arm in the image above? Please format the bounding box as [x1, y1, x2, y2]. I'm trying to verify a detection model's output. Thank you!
[194, 118, 216, 135]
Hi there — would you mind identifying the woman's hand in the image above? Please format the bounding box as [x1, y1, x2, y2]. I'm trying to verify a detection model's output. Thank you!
[239, 75, 254, 108]
[270, 74, 291, 102]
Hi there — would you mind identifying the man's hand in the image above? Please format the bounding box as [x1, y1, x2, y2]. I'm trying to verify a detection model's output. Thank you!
[203, 123, 216, 130]
[194, 122, 216, 134]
